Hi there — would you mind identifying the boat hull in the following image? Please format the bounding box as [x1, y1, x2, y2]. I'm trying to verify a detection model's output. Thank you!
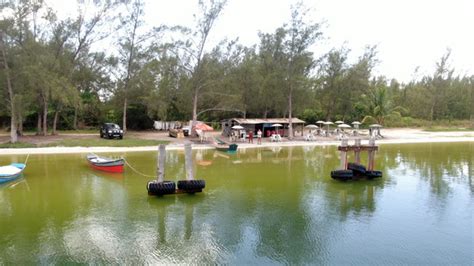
[215, 143, 238, 152]
[0, 163, 26, 184]
[87, 154, 124, 173]
[88, 162, 124, 173]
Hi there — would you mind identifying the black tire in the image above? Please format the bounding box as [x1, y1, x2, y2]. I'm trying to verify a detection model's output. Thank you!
[147, 180, 176, 195]
[119, 135, 123, 139]
[177, 179, 206, 190]
[331, 170, 354, 180]
[366, 170, 383, 179]
[347, 162, 366, 175]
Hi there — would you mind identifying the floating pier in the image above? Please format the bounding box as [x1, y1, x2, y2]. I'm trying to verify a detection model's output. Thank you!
[147, 144, 206, 196]
[331, 137, 383, 181]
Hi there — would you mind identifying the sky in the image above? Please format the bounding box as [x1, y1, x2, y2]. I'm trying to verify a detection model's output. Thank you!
[49, 0, 474, 83]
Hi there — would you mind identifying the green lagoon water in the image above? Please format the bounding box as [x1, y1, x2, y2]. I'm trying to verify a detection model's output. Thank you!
[0, 142, 472, 264]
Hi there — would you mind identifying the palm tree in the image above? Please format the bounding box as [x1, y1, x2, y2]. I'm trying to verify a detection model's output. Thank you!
[362, 86, 407, 125]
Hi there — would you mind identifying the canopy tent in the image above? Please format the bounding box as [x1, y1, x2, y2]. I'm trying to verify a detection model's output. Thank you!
[195, 123, 213, 131]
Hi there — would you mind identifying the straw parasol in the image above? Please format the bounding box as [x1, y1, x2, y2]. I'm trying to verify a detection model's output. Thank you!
[271, 123, 283, 134]
[369, 124, 382, 128]
[323, 121, 333, 136]
[337, 124, 351, 128]
[334, 120, 344, 124]
[304, 124, 319, 129]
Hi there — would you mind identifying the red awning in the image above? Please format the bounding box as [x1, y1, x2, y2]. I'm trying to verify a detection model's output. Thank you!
[195, 123, 213, 131]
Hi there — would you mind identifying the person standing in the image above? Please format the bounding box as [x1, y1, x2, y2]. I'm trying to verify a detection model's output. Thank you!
[257, 129, 262, 144]
[248, 131, 254, 143]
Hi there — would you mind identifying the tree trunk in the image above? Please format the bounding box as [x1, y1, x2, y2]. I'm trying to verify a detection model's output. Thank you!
[52, 110, 60, 135]
[122, 98, 127, 134]
[191, 89, 198, 137]
[36, 111, 42, 135]
[0, 30, 17, 143]
[430, 102, 435, 122]
[42, 98, 48, 136]
[18, 113, 23, 136]
[73, 107, 78, 130]
[288, 89, 293, 140]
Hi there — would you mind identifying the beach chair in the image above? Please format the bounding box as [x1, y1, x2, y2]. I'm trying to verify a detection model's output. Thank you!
[275, 134, 282, 142]
[270, 134, 278, 142]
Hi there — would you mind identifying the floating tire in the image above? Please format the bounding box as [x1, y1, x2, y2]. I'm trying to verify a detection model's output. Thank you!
[177, 180, 206, 191]
[366, 170, 383, 179]
[331, 170, 354, 181]
[147, 180, 176, 195]
[347, 162, 367, 175]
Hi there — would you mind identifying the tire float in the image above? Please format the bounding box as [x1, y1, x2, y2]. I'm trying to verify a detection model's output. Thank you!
[331, 162, 383, 181]
[177, 179, 206, 193]
[147, 180, 176, 196]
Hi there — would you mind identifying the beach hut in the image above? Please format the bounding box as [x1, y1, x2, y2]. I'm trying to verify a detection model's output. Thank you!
[221, 118, 305, 138]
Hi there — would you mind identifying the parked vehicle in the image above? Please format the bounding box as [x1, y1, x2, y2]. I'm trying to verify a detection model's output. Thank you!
[100, 123, 123, 139]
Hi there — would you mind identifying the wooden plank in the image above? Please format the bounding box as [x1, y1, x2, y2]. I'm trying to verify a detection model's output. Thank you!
[338, 145, 379, 152]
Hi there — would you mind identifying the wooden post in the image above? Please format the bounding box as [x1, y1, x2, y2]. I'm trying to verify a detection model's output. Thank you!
[157, 144, 166, 182]
[340, 139, 348, 170]
[368, 137, 375, 170]
[354, 138, 361, 164]
[184, 143, 194, 180]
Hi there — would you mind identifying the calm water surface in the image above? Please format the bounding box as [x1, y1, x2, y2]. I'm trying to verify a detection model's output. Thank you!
[0, 142, 472, 264]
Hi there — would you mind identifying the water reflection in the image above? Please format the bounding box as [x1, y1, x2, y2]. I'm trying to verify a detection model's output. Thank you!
[0, 142, 472, 264]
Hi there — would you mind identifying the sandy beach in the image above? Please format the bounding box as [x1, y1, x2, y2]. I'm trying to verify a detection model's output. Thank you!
[0, 128, 473, 155]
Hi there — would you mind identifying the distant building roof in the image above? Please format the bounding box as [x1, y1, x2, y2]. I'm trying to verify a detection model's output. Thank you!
[228, 118, 305, 124]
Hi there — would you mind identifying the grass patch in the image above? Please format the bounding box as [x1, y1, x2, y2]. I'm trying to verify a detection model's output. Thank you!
[56, 129, 99, 134]
[43, 138, 169, 147]
[0, 142, 38, 148]
[0, 138, 169, 148]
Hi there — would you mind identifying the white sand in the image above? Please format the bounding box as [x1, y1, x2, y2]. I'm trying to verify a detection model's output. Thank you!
[0, 129, 472, 155]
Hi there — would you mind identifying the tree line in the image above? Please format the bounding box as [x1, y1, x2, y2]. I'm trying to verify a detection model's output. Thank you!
[0, 0, 472, 143]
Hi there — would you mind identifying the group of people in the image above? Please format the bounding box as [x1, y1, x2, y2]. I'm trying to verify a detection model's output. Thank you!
[246, 129, 263, 144]
[230, 129, 263, 144]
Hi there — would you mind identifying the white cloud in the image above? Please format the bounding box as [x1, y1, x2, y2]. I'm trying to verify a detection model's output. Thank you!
[47, 0, 474, 82]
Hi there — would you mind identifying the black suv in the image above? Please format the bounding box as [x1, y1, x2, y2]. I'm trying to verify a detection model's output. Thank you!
[100, 123, 123, 139]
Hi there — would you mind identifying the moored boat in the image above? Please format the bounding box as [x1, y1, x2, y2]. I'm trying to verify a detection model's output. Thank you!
[86, 154, 124, 173]
[214, 137, 238, 152]
[0, 163, 26, 184]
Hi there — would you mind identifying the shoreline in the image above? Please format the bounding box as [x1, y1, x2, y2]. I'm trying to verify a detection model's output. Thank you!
[0, 136, 472, 155]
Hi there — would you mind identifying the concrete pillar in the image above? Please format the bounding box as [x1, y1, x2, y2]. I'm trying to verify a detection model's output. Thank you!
[340, 139, 348, 170]
[157, 144, 166, 182]
[368, 137, 376, 170]
[354, 138, 361, 164]
[184, 143, 194, 180]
